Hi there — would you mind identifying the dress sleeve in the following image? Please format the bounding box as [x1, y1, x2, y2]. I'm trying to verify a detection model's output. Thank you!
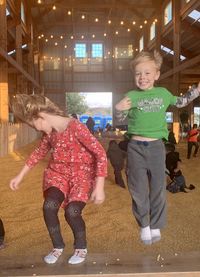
[26, 134, 51, 168]
[74, 121, 107, 177]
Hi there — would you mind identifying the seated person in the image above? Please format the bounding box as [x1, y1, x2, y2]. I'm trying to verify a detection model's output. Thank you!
[165, 142, 195, 193]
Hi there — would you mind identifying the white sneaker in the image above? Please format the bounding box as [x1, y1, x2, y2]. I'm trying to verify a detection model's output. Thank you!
[44, 248, 63, 264]
[151, 229, 161, 243]
[68, 249, 87, 264]
[140, 226, 152, 245]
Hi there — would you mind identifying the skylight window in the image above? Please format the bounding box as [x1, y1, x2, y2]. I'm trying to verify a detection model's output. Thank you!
[188, 10, 200, 22]
[161, 45, 186, 61]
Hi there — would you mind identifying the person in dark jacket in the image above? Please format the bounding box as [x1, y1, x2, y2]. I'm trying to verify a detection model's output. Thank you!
[86, 117, 95, 134]
[107, 140, 126, 188]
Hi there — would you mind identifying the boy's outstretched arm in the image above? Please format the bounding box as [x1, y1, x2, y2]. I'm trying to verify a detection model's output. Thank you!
[175, 82, 200, 108]
[115, 96, 132, 122]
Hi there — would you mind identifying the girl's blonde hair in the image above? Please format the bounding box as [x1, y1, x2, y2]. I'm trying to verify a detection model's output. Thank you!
[11, 94, 65, 123]
[130, 50, 163, 71]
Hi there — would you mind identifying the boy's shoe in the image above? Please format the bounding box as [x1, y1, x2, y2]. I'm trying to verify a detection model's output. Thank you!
[140, 226, 152, 245]
[44, 248, 63, 264]
[151, 229, 161, 243]
[68, 248, 87, 264]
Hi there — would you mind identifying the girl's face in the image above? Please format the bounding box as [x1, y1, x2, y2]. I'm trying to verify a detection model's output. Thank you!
[134, 60, 160, 91]
[31, 116, 52, 135]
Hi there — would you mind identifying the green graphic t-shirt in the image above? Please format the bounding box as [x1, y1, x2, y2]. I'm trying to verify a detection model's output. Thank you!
[126, 87, 177, 139]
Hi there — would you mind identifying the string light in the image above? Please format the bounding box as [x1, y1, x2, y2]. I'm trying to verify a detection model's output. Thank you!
[37, 0, 42, 3]
[108, 20, 111, 24]
[81, 15, 85, 19]
[52, 5, 56, 10]
[68, 11, 71, 15]
[120, 21, 124, 25]
[95, 18, 99, 22]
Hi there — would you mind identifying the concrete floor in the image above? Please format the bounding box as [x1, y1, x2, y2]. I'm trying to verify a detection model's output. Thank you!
[1, 138, 200, 276]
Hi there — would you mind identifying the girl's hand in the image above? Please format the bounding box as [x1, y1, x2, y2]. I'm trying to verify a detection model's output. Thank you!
[9, 174, 23, 191]
[90, 176, 105, 204]
[115, 96, 132, 111]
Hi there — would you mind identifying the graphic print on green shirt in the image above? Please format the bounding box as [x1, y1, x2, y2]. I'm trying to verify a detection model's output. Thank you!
[126, 87, 177, 139]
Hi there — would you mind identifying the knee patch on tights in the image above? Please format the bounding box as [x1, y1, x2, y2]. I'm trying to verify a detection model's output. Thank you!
[65, 202, 85, 220]
[43, 199, 61, 212]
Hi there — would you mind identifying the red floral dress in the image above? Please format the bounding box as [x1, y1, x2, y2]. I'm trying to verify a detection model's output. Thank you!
[26, 119, 107, 206]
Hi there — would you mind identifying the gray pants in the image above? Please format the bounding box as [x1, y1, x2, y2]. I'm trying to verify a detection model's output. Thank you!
[127, 139, 166, 229]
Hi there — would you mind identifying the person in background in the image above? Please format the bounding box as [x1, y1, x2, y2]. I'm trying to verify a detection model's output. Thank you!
[115, 50, 200, 245]
[9, 94, 107, 265]
[165, 142, 195, 193]
[187, 123, 199, 159]
[71, 113, 78, 119]
[86, 116, 95, 134]
[168, 129, 176, 145]
[0, 218, 5, 249]
[107, 140, 126, 188]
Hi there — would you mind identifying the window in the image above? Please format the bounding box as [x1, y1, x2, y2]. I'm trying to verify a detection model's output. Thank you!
[21, 1, 25, 24]
[114, 45, 133, 59]
[92, 43, 103, 58]
[75, 43, 87, 58]
[164, 1, 172, 25]
[161, 45, 186, 61]
[139, 36, 144, 52]
[188, 10, 200, 22]
[150, 22, 156, 40]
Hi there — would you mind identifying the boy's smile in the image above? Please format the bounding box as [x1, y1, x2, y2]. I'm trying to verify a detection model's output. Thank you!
[134, 60, 160, 91]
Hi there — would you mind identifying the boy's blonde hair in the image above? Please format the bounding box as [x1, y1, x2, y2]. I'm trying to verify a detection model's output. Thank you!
[130, 50, 163, 71]
[11, 94, 65, 123]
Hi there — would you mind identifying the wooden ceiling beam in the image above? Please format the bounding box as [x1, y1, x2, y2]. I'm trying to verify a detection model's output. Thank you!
[160, 54, 200, 80]
[0, 46, 40, 88]
[181, 20, 200, 38]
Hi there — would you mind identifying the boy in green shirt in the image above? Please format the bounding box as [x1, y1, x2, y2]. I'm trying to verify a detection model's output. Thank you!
[115, 50, 200, 245]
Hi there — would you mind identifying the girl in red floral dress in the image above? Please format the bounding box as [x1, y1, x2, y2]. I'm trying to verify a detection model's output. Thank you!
[9, 94, 107, 265]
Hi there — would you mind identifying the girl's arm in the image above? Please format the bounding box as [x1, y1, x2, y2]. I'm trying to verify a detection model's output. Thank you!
[9, 134, 51, 190]
[74, 122, 107, 204]
[175, 83, 200, 108]
[9, 164, 31, 190]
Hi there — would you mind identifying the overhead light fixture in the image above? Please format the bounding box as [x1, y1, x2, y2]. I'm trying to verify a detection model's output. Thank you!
[108, 20, 111, 24]
[120, 21, 124, 25]
[37, 0, 42, 4]
[104, 33, 107, 37]
[95, 18, 99, 22]
[68, 11, 71, 15]
[81, 15, 85, 19]
[52, 5, 56, 10]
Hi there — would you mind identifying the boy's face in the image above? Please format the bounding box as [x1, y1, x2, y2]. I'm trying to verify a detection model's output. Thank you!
[134, 60, 160, 91]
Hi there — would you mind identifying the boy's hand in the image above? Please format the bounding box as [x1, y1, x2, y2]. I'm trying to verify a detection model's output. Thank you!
[115, 96, 132, 111]
[90, 176, 105, 204]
